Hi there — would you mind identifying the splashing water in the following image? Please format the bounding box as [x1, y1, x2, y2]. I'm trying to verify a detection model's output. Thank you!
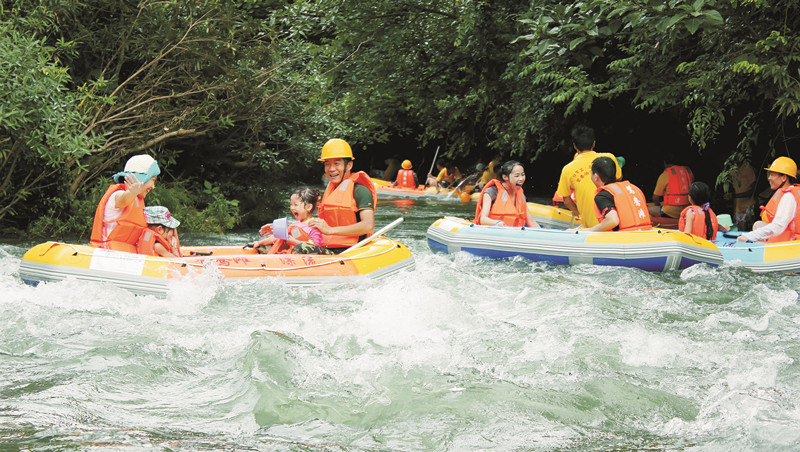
[2, 198, 800, 450]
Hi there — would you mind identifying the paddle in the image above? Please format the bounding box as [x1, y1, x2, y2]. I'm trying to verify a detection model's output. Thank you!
[427, 146, 441, 177]
[342, 217, 404, 253]
[446, 178, 469, 198]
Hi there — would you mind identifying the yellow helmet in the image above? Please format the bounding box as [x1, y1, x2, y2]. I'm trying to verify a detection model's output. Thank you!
[319, 139, 353, 161]
[765, 156, 797, 178]
[401, 159, 412, 169]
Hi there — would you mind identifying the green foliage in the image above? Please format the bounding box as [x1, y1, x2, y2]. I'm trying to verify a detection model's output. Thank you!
[28, 180, 242, 238]
[0, 21, 102, 225]
[6, 0, 800, 236]
[509, 0, 800, 158]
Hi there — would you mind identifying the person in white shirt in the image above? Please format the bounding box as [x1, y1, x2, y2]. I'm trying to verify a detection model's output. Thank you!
[738, 157, 799, 243]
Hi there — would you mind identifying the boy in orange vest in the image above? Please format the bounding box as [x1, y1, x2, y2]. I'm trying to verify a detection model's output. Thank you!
[584, 157, 652, 232]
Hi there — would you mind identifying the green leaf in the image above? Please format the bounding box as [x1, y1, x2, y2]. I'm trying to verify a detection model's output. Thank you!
[569, 36, 586, 50]
[685, 18, 702, 34]
[703, 10, 724, 25]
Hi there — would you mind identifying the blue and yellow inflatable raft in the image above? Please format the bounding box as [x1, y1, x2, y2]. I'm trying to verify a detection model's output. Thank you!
[426, 217, 723, 272]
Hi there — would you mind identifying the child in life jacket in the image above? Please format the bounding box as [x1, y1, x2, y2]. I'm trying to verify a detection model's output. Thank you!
[679, 182, 719, 240]
[253, 187, 324, 254]
[139, 206, 182, 257]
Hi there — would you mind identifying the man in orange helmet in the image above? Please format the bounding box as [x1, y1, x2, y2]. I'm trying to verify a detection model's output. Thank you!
[738, 156, 800, 243]
[391, 159, 419, 188]
[307, 139, 377, 254]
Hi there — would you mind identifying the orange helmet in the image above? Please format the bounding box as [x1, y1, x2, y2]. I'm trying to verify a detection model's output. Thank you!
[319, 139, 354, 161]
[401, 159, 412, 169]
[765, 156, 797, 178]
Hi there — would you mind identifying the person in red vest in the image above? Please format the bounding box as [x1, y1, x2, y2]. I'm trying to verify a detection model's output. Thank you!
[391, 160, 419, 188]
[648, 155, 694, 219]
[474, 160, 540, 228]
[584, 157, 652, 232]
[307, 139, 378, 254]
[738, 156, 800, 243]
[90, 154, 160, 253]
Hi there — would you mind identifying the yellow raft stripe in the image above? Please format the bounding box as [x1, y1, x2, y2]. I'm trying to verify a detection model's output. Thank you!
[582, 229, 718, 251]
[762, 241, 800, 262]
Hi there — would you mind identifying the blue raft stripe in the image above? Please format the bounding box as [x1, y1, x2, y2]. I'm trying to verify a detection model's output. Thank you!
[427, 238, 450, 254]
[593, 256, 667, 272]
[462, 247, 571, 265]
[460, 227, 591, 243]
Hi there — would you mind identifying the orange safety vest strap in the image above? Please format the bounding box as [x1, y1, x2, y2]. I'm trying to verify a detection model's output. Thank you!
[662, 166, 691, 206]
[760, 185, 800, 242]
[90, 183, 147, 253]
[136, 228, 180, 256]
[679, 205, 718, 240]
[595, 181, 652, 231]
[318, 171, 377, 248]
[474, 179, 527, 227]
[395, 169, 416, 189]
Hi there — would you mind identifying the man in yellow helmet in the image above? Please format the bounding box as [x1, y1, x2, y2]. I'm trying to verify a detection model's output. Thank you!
[307, 139, 378, 253]
[391, 159, 419, 188]
[738, 156, 800, 243]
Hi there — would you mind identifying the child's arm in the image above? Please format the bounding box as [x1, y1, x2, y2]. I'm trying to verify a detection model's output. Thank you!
[681, 210, 695, 234]
[154, 242, 180, 258]
[253, 236, 276, 248]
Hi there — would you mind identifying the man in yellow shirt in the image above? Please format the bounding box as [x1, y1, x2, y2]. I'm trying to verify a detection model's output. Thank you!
[555, 125, 622, 228]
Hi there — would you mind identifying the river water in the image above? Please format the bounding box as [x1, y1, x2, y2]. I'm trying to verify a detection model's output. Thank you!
[2, 196, 800, 450]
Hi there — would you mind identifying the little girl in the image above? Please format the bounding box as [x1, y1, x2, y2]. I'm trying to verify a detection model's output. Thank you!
[253, 187, 324, 254]
[679, 181, 719, 240]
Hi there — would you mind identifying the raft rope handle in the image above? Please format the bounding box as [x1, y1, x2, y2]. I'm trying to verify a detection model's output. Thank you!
[180, 238, 403, 272]
[57, 238, 404, 272]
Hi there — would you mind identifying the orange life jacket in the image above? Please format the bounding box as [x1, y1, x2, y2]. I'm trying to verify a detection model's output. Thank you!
[90, 184, 147, 253]
[395, 169, 417, 189]
[137, 228, 181, 257]
[318, 171, 378, 247]
[662, 166, 691, 206]
[679, 205, 718, 240]
[759, 185, 800, 242]
[266, 223, 311, 254]
[474, 179, 528, 227]
[594, 181, 652, 231]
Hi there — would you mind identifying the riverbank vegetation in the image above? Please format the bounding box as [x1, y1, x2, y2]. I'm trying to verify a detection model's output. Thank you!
[1, 0, 798, 237]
